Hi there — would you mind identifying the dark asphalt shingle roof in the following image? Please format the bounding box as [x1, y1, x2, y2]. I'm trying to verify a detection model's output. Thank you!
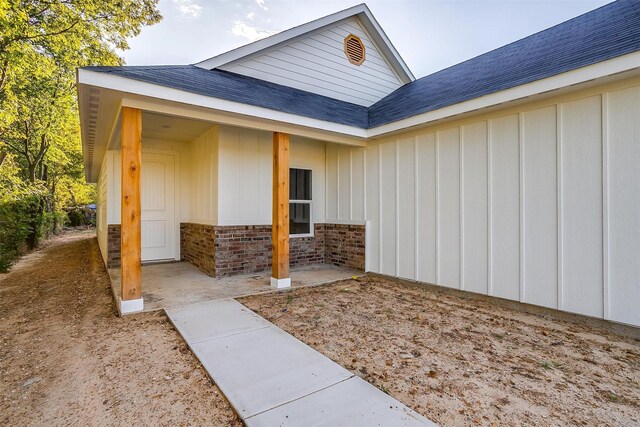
[368, 0, 640, 127]
[85, 65, 369, 128]
[85, 0, 640, 130]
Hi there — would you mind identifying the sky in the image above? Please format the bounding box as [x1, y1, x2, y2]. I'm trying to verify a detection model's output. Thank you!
[121, 0, 613, 78]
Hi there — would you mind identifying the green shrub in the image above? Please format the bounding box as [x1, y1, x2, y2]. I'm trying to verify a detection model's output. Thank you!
[0, 154, 77, 271]
[66, 208, 85, 227]
[0, 194, 42, 272]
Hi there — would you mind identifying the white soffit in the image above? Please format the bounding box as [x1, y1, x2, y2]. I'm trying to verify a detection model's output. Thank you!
[77, 69, 368, 140]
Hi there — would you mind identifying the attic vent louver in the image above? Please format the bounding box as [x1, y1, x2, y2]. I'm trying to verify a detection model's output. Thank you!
[344, 34, 365, 65]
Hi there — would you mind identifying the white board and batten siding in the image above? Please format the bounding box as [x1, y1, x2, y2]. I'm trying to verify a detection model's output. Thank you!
[188, 127, 219, 225]
[216, 126, 327, 226]
[345, 84, 640, 328]
[96, 156, 109, 264]
[218, 17, 403, 106]
[325, 143, 366, 223]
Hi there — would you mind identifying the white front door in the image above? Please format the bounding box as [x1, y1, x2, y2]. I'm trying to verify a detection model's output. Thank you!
[141, 153, 175, 262]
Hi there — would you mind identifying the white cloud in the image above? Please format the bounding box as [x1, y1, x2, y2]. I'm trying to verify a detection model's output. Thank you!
[255, 0, 268, 11]
[247, 11, 255, 20]
[173, 0, 202, 18]
[231, 21, 276, 42]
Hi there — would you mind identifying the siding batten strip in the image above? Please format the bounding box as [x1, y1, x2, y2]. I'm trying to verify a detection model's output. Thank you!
[395, 140, 400, 278]
[363, 147, 368, 271]
[519, 112, 526, 303]
[336, 148, 340, 220]
[363, 148, 367, 219]
[414, 137, 419, 281]
[557, 104, 564, 310]
[487, 120, 493, 296]
[435, 133, 440, 284]
[602, 93, 610, 320]
[459, 127, 465, 290]
[324, 144, 328, 222]
[349, 149, 353, 221]
[378, 143, 382, 271]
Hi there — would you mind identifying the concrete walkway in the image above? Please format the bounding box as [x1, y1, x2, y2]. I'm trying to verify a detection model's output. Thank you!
[166, 299, 436, 426]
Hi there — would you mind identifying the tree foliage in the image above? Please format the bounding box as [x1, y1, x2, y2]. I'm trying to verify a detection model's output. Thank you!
[0, 0, 161, 269]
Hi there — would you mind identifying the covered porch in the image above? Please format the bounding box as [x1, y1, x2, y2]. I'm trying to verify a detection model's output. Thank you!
[77, 81, 367, 314]
[113, 106, 299, 314]
[108, 262, 361, 312]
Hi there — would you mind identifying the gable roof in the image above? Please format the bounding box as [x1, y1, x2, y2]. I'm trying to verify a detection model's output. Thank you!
[195, 4, 415, 84]
[79, 0, 640, 134]
[82, 65, 369, 127]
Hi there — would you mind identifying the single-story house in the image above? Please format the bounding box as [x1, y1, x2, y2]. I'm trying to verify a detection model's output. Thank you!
[78, 0, 640, 327]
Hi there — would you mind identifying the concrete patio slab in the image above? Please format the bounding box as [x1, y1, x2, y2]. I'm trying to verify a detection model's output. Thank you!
[166, 298, 435, 426]
[166, 299, 270, 343]
[246, 376, 436, 427]
[110, 262, 361, 312]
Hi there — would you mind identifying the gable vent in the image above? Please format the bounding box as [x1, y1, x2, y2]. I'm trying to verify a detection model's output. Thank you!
[344, 34, 366, 65]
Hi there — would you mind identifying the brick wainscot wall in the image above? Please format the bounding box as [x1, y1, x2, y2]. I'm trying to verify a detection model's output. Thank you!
[180, 223, 365, 277]
[104, 223, 365, 276]
[106, 224, 121, 268]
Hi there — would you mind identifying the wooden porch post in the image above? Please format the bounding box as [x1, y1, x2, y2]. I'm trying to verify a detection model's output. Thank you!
[120, 107, 143, 313]
[271, 132, 291, 288]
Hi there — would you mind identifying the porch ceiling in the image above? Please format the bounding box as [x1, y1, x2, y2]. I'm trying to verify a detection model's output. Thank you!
[141, 111, 213, 142]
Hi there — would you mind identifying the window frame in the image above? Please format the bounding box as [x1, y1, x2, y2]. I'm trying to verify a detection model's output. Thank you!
[289, 167, 313, 238]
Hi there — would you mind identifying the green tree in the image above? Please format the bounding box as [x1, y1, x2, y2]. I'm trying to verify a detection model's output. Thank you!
[0, 0, 161, 259]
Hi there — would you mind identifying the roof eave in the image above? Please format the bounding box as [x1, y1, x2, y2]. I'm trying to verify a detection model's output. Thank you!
[367, 51, 640, 137]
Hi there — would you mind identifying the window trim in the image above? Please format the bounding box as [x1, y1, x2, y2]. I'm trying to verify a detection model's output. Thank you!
[289, 199, 313, 238]
[289, 167, 313, 238]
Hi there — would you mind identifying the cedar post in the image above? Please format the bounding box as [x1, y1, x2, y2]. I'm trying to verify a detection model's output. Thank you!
[120, 107, 143, 312]
[271, 132, 291, 288]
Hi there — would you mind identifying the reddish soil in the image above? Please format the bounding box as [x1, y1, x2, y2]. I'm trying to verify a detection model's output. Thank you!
[0, 230, 241, 426]
[241, 275, 640, 426]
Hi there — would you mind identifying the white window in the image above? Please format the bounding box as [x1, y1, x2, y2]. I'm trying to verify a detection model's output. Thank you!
[290, 168, 312, 236]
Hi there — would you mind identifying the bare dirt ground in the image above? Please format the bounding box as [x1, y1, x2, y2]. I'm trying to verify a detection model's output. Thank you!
[0, 230, 241, 426]
[241, 275, 640, 427]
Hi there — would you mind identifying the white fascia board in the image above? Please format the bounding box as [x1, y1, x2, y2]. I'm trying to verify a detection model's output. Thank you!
[194, 4, 414, 83]
[77, 69, 368, 139]
[78, 51, 640, 147]
[367, 51, 640, 137]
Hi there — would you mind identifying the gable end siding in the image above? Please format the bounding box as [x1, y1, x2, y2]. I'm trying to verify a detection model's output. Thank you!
[219, 17, 403, 106]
